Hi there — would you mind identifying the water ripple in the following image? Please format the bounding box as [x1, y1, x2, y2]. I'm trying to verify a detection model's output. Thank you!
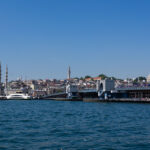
[0, 101, 150, 149]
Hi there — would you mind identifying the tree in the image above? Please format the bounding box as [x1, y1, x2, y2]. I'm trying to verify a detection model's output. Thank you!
[98, 74, 107, 80]
[85, 75, 91, 79]
[133, 76, 146, 83]
[80, 77, 84, 80]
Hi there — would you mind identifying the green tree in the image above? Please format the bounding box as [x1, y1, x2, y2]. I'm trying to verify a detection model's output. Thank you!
[134, 76, 146, 83]
[98, 74, 107, 80]
[80, 77, 84, 80]
[85, 75, 91, 79]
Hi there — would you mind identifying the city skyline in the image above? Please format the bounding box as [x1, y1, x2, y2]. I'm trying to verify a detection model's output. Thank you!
[0, 62, 149, 82]
[0, 0, 150, 80]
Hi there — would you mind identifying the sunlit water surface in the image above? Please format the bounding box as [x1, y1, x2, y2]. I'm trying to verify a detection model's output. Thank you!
[0, 100, 150, 150]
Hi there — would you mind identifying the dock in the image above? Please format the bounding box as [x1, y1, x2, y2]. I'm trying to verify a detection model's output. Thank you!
[83, 98, 150, 103]
[45, 98, 82, 101]
[43, 98, 150, 103]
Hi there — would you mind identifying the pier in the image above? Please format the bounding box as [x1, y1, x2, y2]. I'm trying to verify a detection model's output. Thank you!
[40, 79, 150, 103]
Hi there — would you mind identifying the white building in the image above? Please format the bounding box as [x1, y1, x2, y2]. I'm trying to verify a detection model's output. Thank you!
[147, 74, 150, 83]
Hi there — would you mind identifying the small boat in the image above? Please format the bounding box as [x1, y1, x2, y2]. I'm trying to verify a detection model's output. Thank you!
[6, 93, 31, 100]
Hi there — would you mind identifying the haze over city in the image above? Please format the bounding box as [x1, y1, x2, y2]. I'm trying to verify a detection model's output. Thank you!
[0, 0, 150, 80]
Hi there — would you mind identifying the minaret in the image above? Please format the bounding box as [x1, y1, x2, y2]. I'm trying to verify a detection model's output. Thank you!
[68, 66, 71, 80]
[5, 65, 8, 90]
[0, 62, 1, 95]
[0, 62, 1, 84]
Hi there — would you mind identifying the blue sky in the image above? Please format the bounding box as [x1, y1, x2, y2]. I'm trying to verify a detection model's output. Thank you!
[0, 0, 150, 80]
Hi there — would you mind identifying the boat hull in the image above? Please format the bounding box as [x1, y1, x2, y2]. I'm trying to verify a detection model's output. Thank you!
[6, 94, 31, 100]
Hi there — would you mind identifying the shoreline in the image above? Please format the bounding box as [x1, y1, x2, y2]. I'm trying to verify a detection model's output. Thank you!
[1, 98, 150, 103]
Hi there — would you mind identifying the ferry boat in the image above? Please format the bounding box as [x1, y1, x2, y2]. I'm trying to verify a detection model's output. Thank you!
[6, 94, 31, 100]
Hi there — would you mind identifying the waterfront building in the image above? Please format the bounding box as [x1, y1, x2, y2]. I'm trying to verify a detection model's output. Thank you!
[6, 89, 23, 95]
[147, 74, 150, 83]
[32, 90, 47, 98]
[85, 77, 102, 81]
[66, 84, 78, 98]
[96, 79, 115, 99]
[30, 82, 39, 90]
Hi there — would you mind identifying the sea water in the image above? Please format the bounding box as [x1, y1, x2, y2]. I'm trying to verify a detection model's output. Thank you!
[0, 100, 150, 150]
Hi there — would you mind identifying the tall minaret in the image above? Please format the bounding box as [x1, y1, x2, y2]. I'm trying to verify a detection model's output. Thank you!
[0, 62, 1, 84]
[68, 66, 71, 80]
[0, 62, 1, 95]
[5, 65, 8, 89]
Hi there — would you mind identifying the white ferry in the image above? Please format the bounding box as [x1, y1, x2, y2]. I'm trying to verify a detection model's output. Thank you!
[6, 94, 31, 100]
